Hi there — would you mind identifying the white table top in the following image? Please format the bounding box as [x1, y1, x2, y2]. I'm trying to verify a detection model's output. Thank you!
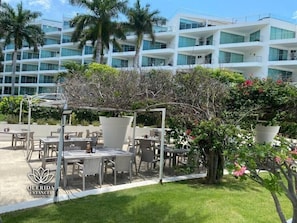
[63, 148, 132, 160]
[40, 137, 92, 143]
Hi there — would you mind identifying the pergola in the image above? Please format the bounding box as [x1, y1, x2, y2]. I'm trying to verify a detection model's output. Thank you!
[18, 93, 167, 201]
[52, 105, 167, 202]
[18, 93, 67, 160]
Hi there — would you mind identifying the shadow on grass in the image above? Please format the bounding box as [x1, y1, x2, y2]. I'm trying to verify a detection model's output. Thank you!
[2, 192, 209, 223]
[176, 174, 263, 193]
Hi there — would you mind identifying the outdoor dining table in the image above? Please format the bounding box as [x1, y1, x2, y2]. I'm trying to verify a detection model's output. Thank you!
[39, 137, 93, 161]
[162, 145, 191, 167]
[62, 148, 133, 187]
[0, 129, 28, 149]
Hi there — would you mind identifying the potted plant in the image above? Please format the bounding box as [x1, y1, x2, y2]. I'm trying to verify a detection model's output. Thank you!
[227, 78, 297, 143]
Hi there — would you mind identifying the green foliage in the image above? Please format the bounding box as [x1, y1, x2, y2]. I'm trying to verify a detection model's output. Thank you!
[0, 96, 23, 115]
[190, 119, 242, 184]
[226, 78, 297, 126]
[196, 66, 245, 84]
[6, 114, 19, 124]
[85, 62, 119, 78]
[280, 121, 297, 138]
[0, 113, 7, 121]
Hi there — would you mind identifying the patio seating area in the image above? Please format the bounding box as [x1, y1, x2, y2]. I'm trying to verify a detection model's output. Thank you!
[0, 124, 206, 210]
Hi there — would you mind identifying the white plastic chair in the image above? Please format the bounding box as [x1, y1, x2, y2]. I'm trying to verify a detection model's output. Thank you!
[105, 155, 132, 185]
[73, 157, 102, 190]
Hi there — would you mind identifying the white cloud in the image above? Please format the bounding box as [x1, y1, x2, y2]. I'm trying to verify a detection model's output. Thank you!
[28, 0, 51, 10]
[2, 0, 52, 11]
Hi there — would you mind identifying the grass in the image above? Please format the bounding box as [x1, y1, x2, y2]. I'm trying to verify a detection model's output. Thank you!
[1, 175, 292, 223]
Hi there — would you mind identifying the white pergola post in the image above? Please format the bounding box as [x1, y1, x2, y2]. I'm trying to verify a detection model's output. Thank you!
[54, 106, 71, 203]
[132, 108, 166, 183]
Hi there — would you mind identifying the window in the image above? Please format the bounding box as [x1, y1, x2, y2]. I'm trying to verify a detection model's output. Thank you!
[177, 54, 195, 65]
[20, 87, 36, 95]
[44, 38, 60, 45]
[143, 40, 166, 50]
[220, 32, 244, 44]
[178, 36, 196, 47]
[142, 56, 165, 66]
[179, 19, 204, 30]
[41, 50, 57, 58]
[113, 44, 135, 52]
[40, 63, 59, 71]
[250, 30, 261, 41]
[22, 64, 38, 71]
[38, 87, 57, 94]
[42, 25, 60, 33]
[39, 75, 56, 83]
[268, 68, 292, 81]
[62, 35, 72, 43]
[84, 46, 93, 55]
[112, 58, 128, 67]
[61, 48, 82, 57]
[270, 27, 295, 40]
[22, 52, 39, 59]
[269, 47, 288, 61]
[219, 51, 243, 63]
[21, 76, 37, 83]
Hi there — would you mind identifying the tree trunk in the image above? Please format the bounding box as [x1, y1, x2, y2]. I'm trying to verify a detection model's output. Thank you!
[134, 35, 143, 69]
[206, 149, 224, 184]
[96, 24, 102, 63]
[271, 192, 287, 223]
[134, 46, 140, 68]
[11, 50, 17, 95]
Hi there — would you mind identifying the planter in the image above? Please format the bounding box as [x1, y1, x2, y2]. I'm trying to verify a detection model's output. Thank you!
[255, 124, 280, 144]
[99, 116, 133, 149]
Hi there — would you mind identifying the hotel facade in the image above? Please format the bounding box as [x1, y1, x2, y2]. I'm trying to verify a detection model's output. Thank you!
[1, 13, 297, 96]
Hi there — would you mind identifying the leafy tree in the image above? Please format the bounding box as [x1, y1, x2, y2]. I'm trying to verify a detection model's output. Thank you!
[125, 0, 165, 68]
[69, 0, 128, 63]
[0, 2, 44, 95]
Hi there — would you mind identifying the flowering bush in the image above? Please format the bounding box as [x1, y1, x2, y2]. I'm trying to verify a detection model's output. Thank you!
[227, 78, 297, 126]
[225, 133, 297, 223]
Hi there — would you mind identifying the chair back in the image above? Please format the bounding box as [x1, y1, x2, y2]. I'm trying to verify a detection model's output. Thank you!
[77, 132, 83, 137]
[114, 155, 132, 172]
[90, 136, 98, 146]
[139, 139, 152, 150]
[83, 158, 101, 175]
[86, 129, 91, 138]
[140, 147, 155, 162]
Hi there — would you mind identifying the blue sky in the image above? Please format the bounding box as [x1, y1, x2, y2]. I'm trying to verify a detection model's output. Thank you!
[3, 0, 297, 23]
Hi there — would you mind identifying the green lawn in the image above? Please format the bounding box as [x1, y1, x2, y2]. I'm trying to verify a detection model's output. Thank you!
[1, 176, 292, 223]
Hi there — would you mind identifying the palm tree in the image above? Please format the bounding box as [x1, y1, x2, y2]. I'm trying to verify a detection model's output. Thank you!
[69, 0, 128, 64]
[71, 17, 126, 63]
[0, 2, 44, 95]
[125, 0, 165, 68]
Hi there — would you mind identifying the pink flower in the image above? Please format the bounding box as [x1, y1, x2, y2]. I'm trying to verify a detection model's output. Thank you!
[243, 80, 253, 87]
[290, 148, 297, 155]
[233, 163, 247, 177]
[275, 156, 282, 164]
[185, 129, 192, 135]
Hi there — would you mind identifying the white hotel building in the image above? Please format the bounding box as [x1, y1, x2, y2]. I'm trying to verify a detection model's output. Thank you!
[1, 13, 297, 96]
